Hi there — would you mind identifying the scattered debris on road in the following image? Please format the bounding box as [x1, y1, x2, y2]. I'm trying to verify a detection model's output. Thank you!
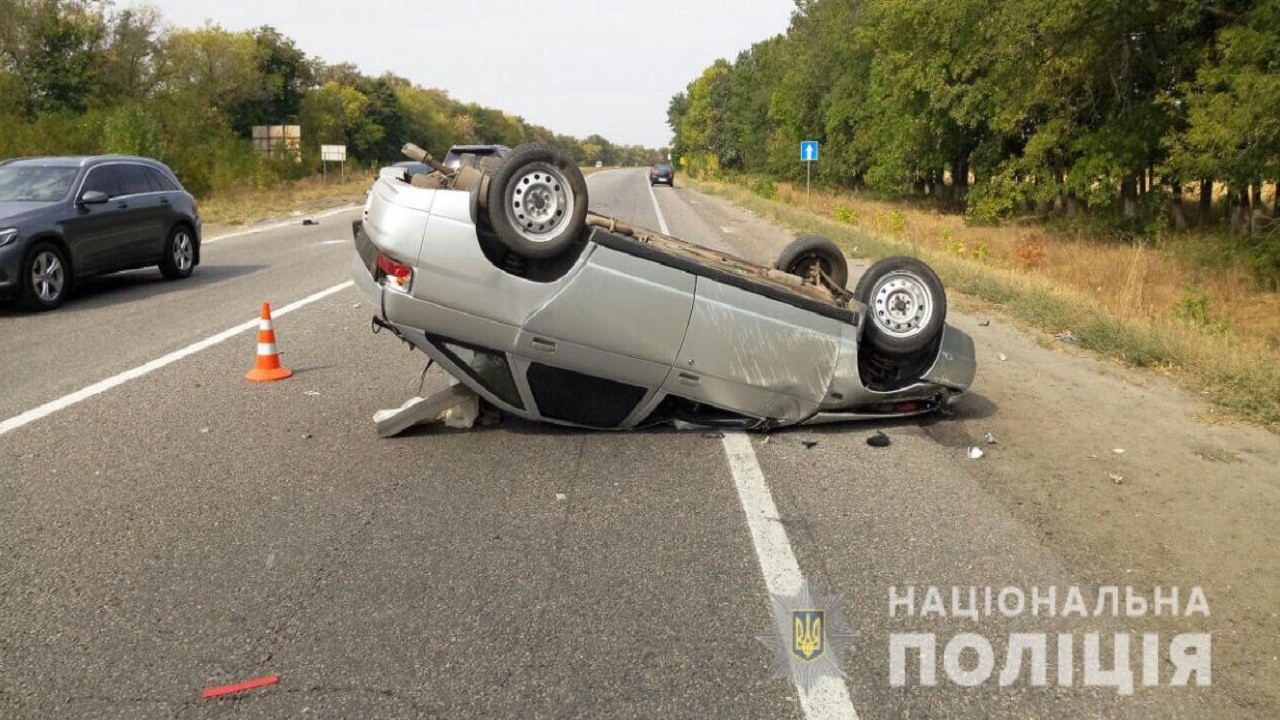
[1055, 332, 1081, 345]
[867, 431, 891, 448]
[702, 431, 725, 439]
[301, 433, 312, 439]
[352, 302, 362, 309]
[304, 390, 321, 396]
[555, 493, 567, 502]
[801, 440, 819, 449]
[201, 674, 280, 699]
[1113, 448, 1126, 455]
[977, 318, 991, 327]
[302, 218, 318, 226]
[373, 384, 479, 437]
[984, 432, 998, 445]
[997, 352, 1008, 361]
[1110, 473, 1125, 484]
[968, 446, 985, 459]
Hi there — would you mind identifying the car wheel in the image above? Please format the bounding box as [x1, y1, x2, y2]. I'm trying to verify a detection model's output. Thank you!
[486, 143, 589, 260]
[160, 225, 195, 280]
[19, 241, 70, 311]
[775, 235, 849, 288]
[854, 256, 947, 357]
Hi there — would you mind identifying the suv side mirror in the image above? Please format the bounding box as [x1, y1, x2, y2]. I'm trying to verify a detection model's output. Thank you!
[79, 190, 109, 206]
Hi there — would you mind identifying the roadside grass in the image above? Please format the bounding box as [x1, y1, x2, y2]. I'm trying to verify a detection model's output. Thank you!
[201, 174, 372, 226]
[688, 177, 1280, 427]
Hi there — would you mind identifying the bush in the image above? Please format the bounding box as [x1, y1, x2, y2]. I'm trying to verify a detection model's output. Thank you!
[751, 177, 777, 199]
[833, 203, 859, 224]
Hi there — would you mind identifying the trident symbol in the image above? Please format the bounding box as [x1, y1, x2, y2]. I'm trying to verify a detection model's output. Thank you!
[793, 611, 824, 661]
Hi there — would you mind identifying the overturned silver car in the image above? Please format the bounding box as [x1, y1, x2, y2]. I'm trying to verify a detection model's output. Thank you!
[351, 143, 975, 430]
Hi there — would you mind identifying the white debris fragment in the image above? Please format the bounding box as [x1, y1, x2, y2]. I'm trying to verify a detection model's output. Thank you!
[997, 353, 1008, 361]
[442, 393, 481, 429]
[977, 318, 991, 327]
[1110, 473, 1124, 484]
[199, 427, 209, 434]
[555, 493, 567, 502]
[352, 302, 362, 309]
[968, 446, 985, 459]
[1112, 448, 1125, 455]
[304, 390, 321, 396]
[984, 432, 997, 445]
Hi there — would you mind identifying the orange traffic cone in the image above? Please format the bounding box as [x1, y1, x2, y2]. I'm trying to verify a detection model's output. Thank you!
[245, 302, 293, 382]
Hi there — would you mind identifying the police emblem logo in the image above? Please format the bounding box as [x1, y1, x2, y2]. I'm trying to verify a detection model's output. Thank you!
[758, 582, 856, 691]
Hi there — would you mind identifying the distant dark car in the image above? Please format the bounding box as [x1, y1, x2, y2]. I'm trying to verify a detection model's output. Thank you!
[649, 163, 674, 186]
[0, 156, 200, 310]
[442, 144, 511, 170]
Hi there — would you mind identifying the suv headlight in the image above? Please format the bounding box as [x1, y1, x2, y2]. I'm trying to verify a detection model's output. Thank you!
[0, 228, 18, 248]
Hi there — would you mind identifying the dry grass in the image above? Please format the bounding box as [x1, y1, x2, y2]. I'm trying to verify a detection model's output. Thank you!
[201, 174, 373, 227]
[691, 177, 1280, 427]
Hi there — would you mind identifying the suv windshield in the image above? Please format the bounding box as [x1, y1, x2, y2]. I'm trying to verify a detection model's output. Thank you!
[0, 165, 79, 203]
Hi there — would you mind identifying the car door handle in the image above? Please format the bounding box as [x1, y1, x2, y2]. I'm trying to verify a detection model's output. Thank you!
[677, 372, 701, 387]
[531, 337, 557, 352]
[160, 197, 170, 205]
[115, 201, 129, 209]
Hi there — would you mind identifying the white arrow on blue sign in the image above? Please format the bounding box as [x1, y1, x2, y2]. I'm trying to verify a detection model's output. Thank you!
[800, 140, 820, 162]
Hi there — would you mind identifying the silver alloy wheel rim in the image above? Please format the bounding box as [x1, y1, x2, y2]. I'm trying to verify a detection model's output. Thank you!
[507, 165, 574, 243]
[173, 232, 193, 272]
[871, 271, 933, 338]
[31, 251, 65, 303]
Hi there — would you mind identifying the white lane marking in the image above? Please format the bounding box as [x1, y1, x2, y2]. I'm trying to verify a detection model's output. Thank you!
[645, 182, 859, 718]
[0, 281, 354, 438]
[721, 432, 860, 720]
[645, 174, 671, 235]
[204, 205, 362, 245]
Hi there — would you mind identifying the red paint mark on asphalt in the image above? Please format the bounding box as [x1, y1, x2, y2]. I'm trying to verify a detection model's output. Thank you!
[201, 674, 280, 699]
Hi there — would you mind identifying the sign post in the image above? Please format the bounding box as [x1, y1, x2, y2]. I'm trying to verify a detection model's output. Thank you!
[800, 141, 820, 208]
[320, 144, 348, 182]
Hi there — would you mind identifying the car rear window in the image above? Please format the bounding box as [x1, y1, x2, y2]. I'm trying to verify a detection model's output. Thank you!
[145, 166, 180, 192]
[0, 165, 79, 202]
[116, 164, 158, 195]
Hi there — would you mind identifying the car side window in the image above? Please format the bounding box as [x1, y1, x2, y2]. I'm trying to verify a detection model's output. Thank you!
[116, 164, 156, 196]
[145, 167, 179, 192]
[81, 166, 121, 198]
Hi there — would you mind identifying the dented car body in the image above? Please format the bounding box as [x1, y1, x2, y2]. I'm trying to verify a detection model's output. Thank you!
[352, 145, 975, 430]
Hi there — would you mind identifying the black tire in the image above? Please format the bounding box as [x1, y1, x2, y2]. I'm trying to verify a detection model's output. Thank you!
[854, 256, 947, 357]
[18, 241, 71, 311]
[485, 143, 589, 260]
[159, 225, 196, 280]
[775, 235, 849, 288]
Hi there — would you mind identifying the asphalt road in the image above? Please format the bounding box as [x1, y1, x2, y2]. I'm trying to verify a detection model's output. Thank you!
[0, 170, 1238, 718]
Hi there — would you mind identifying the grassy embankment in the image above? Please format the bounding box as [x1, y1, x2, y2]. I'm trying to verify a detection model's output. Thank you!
[200, 174, 374, 226]
[687, 176, 1280, 427]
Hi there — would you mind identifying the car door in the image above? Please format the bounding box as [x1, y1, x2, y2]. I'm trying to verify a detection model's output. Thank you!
[112, 163, 169, 263]
[660, 276, 844, 422]
[514, 245, 697, 427]
[63, 165, 132, 275]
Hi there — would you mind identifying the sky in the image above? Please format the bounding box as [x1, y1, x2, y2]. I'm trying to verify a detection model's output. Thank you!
[153, 0, 799, 148]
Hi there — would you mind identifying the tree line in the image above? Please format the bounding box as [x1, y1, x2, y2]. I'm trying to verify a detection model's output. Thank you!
[0, 0, 665, 197]
[668, 0, 1280, 236]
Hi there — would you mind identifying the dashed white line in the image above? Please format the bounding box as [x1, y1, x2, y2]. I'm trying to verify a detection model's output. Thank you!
[0, 281, 354, 438]
[642, 175, 859, 719]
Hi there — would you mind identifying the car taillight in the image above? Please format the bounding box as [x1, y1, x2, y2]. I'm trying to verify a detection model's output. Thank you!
[376, 252, 413, 293]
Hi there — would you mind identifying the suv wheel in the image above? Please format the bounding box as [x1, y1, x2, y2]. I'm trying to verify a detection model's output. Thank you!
[160, 226, 196, 280]
[19, 242, 70, 311]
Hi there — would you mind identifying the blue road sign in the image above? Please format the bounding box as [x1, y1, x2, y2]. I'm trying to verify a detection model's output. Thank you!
[800, 140, 820, 162]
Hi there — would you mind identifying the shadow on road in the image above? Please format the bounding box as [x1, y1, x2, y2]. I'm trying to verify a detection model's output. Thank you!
[0, 263, 267, 317]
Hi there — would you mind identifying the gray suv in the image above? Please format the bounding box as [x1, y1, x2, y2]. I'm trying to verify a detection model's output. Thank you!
[0, 156, 201, 310]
